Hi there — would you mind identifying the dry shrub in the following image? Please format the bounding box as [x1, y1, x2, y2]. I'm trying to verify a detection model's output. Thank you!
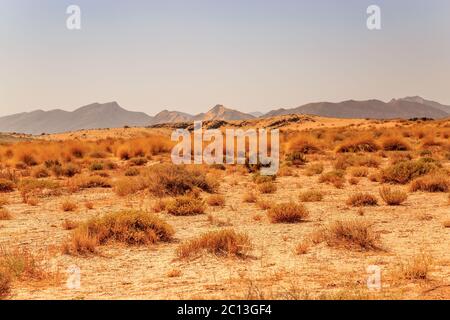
[288, 137, 321, 154]
[285, 151, 307, 166]
[379, 186, 407, 205]
[124, 167, 140, 177]
[26, 197, 39, 206]
[395, 253, 433, 281]
[152, 198, 168, 212]
[89, 162, 104, 171]
[267, 202, 309, 223]
[129, 157, 148, 166]
[0, 270, 11, 300]
[63, 210, 174, 255]
[349, 167, 368, 177]
[381, 137, 411, 151]
[61, 198, 78, 212]
[176, 229, 252, 259]
[336, 138, 379, 153]
[0, 208, 11, 220]
[18, 178, 60, 202]
[62, 219, 78, 230]
[443, 219, 450, 228]
[113, 177, 146, 196]
[258, 182, 277, 194]
[256, 199, 272, 210]
[304, 162, 324, 176]
[31, 166, 50, 178]
[243, 192, 258, 203]
[381, 158, 440, 184]
[166, 196, 206, 216]
[146, 164, 217, 196]
[0, 179, 15, 193]
[207, 194, 225, 207]
[0, 247, 46, 281]
[319, 170, 345, 188]
[346, 193, 378, 207]
[167, 268, 182, 278]
[277, 166, 294, 177]
[252, 173, 276, 184]
[299, 190, 323, 202]
[334, 154, 380, 170]
[317, 220, 380, 250]
[348, 177, 359, 185]
[72, 175, 112, 189]
[410, 175, 449, 193]
[295, 241, 310, 255]
[85, 201, 94, 210]
[368, 173, 380, 182]
[62, 164, 81, 177]
[421, 138, 443, 149]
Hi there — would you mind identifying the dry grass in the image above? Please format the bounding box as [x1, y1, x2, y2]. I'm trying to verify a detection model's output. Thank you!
[346, 193, 378, 207]
[379, 186, 408, 205]
[394, 253, 433, 281]
[166, 196, 206, 216]
[176, 229, 252, 259]
[336, 138, 379, 153]
[63, 210, 174, 255]
[319, 170, 345, 188]
[0, 247, 46, 281]
[71, 175, 112, 189]
[207, 194, 225, 207]
[267, 202, 309, 223]
[258, 182, 277, 194]
[243, 192, 258, 203]
[0, 179, 15, 193]
[299, 190, 323, 202]
[61, 198, 78, 212]
[381, 136, 411, 151]
[316, 220, 381, 251]
[167, 268, 182, 278]
[349, 167, 368, 177]
[62, 219, 78, 230]
[0, 208, 12, 220]
[295, 241, 310, 255]
[304, 162, 324, 176]
[113, 177, 146, 196]
[84, 201, 94, 210]
[0, 270, 11, 300]
[381, 159, 440, 184]
[410, 175, 449, 193]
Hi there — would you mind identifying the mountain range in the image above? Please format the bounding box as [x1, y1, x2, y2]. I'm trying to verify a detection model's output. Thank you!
[0, 96, 448, 135]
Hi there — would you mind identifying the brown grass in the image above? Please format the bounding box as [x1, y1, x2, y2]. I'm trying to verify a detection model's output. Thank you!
[395, 253, 433, 281]
[0, 179, 15, 193]
[207, 194, 225, 207]
[379, 186, 408, 205]
[267, 202, 309, 223]
[381, 136, 411, 151]
[349, 167, 368, 177]
[304, 162, 324, 176]
[295, 241, 310, 255]
[63, 210, 174, 255]
[243, 192, 258, 203]
[258, 182, 277, 194]
[346, 193, 378, 207]
[0, 247, 46, 281]
[176, 229, 252, 259]
[317, 220, 381, 251]
[319, 170, 345, 188]
[410, 175, 449, 193]
[0, 208, 12, 220]
[0, 270, 11, 300]
[336, 138, 379, 153]
[61, 199, 78, 212]
[299, 190, 323, 202]
[381, 159, 440, 184]
[62, 219, 78, 230]
[166, 196, 206, 216]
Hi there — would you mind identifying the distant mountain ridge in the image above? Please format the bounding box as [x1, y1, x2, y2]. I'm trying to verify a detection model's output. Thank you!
[0, 97, 448, 134]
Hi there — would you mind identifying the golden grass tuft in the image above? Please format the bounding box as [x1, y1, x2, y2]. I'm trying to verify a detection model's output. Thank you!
[176, 229, 252, 259]
[63, 210, 174, 255]
[299, 190, 323, 202]
[243, 192, 258, 203]
[336, 138, 379, 153]
[166, 196, 206, 216]
[258, 182, 277, 194]
[319, 170, 345, 188]
[206, 194, 225, 207]
[304, 162, 324, 176]
[410, 175, 449, 193]
[346, 193, 378, 207]
[381, 136, 411, 151]
[61, 198, 78, 212]
[379, 186, 407, 205]
[267, 202, 309, 223]
[0, 179, 15, 193]
[395, 253, 433, 281]
[381, 159, 440, 184]
[0, 208, 12, 220]
[316, 220, 381, 251]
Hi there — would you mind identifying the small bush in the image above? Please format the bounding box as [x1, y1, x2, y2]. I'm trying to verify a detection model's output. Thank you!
[85, 201, 94, 210]
[113, 177, 146, 196]
[295, 241, 310, 255]
[410, 175, 449, 193]
[0, 179, 14, 193]
[62, 219, 78, 230]
[0, 270, 11, 300]
[381, 159, 440, 184]
[63, 210, 174, 255]
[299, 190, 323, 202]
[256, 199, 272, 210]
[285, 152, 307, 166]
[336, 138, 379, 153]
[31, 166, 50, 178]
[74, 175, 112, 189]
[0, 208, 12, 220]
[304, 162, 324, 176]
[288, 137, 321, 154]
[319, 220, 380, 250]
[396, 253, 433, 281]
[176, 229, 251, 259]
[124, 167, 140, 177]
[349, 167, 368, 177]
[0, 247, 45, 280]
[346, 193, 378, 207]
[379, 186, 407, 205]
[243, 192, 257, 203]
[61, 199, 78, 212]
[90, 162, 104, 171]
[319, 170, 345, 188]
[129, 157, 148, 166]
[267, 202, 309, 223]
[207, 194, 225, 207]
[166, 196, 206, 216]
[381, 137, 411, 151]
[62, 164, 81, 177]
[258, 182, 277, 194]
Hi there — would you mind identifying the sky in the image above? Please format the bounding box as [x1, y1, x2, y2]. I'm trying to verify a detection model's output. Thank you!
[1, 0, 450, 116]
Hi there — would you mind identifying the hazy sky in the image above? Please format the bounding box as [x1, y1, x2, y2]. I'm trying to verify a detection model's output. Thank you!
[1, 0, 450, 116]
